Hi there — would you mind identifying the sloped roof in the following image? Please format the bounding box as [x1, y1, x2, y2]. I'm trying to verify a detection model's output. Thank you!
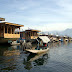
[0, 21, 24, 27]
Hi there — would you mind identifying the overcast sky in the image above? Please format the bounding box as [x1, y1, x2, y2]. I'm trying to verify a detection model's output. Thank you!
[0, 0, 72, 31]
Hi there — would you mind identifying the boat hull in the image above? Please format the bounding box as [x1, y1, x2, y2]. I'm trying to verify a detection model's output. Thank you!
[11, 43, 20, 46]
[26, 48, 49, 54]
[0, 37, 19, 44]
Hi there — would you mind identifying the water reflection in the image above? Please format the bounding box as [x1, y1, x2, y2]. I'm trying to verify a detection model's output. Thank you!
[0, 45, 21, 71]
[0, 41, 72, 72]
[23, 52, 49, 70]
[3, 46, 21, 56]
[48, 42, 70, 48]
[1, 65, 16, 71]
[34, 53, 48, 66]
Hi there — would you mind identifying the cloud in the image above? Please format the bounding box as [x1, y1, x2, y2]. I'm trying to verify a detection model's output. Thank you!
[19, 7, 28, 10]
[20, 23, 72, 32]
[53, 0, 72, 15]
[0, 0, 72, 32]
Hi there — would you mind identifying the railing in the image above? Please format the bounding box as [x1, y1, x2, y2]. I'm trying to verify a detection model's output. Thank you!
[31, 36, 38, 39]
[4, 33, 20, 38]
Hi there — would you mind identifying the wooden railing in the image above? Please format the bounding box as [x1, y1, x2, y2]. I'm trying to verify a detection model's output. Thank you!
[31, 36, 38, 39]
[4, 33, 20, 38]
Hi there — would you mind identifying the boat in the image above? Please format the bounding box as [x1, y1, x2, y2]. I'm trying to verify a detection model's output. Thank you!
[20, 29, 41, 43]
[0, 17, 24, 44]
[10, 41, 20, 46]
[25, 48, 49, 54]
[25, 36, 50, 54]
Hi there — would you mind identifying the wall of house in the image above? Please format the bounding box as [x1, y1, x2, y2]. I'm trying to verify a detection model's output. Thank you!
[25, 31, 38, 39]
[0, 24, 20, 38]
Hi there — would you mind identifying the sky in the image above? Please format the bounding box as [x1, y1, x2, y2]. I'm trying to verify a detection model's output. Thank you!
[0, 0, 72, 31]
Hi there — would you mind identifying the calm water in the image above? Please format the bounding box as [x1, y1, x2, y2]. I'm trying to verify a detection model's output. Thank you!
[0, 42, 72, 72]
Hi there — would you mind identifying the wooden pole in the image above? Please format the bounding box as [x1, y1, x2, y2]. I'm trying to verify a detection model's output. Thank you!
[4, 24, 5, 33]
[7, 25, 8, 33]
[13, 27, 15, 34]
[11, 27, 12, 34]
[19, 27, 20, 34]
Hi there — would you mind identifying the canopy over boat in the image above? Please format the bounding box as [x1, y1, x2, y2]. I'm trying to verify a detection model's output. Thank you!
[38, 36, 50, 43]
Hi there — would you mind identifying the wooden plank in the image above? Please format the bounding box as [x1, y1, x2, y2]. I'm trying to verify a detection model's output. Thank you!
[4, 33, 20, 38]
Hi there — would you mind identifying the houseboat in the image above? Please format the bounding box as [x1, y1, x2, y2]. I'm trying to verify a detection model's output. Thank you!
[0, 17, 24, 44]
[20, 29, 41, 42]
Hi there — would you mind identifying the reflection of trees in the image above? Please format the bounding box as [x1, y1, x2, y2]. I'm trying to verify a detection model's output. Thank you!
[23, 53, 49, 70]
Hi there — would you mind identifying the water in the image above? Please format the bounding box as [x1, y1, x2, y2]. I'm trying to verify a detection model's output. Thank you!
[0, 42, 72, 72]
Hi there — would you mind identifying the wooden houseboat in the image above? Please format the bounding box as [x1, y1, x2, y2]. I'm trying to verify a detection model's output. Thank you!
[20, 29, 41, 42]
[0, 17, 24, 44]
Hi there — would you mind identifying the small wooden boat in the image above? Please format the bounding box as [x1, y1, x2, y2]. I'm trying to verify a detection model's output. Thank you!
[25, 48, 49, 54]
[10, 41, 20, 46]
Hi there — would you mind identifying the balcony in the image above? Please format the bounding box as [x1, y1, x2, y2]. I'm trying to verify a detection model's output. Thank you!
[31, 36, 38, 39]
[4, 33, 20, 38]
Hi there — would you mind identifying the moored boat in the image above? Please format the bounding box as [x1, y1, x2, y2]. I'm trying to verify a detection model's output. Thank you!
[10, 41, 20, 46]
[20, 29, 41, 43]
[0, 17, 24, 44]
[25, 36, 50, 54]
[26, 48, 49, 54]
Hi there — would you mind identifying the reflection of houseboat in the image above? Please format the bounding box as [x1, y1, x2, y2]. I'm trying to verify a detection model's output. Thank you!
[63, 36, 68, 42]
[0, 17, 24, 44]
[3, 50, 20, 56]
[20, 29, 41, 42]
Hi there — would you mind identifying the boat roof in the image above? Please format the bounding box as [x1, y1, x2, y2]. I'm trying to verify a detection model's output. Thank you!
[38, 36, 50, 43]
[25, 29, 41, 32]
[0, 21, 24, 27]
[0, 17, 5, 21]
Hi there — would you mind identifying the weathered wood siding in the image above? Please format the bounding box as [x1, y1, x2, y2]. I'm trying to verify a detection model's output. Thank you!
[4, 33, 20, 38]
